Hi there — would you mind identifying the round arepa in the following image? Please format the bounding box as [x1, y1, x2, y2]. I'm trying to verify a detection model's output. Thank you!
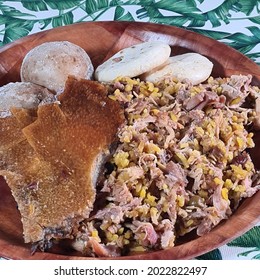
[95, 41, 171, 82]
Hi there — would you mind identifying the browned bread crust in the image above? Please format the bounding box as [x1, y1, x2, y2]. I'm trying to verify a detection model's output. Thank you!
[0, 77, 125, 243]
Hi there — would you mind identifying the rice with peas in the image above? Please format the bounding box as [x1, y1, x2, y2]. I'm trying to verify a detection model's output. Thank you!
[75, 74, 260, 257]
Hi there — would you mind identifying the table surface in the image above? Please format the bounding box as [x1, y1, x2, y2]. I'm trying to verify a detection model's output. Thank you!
[0, 0, 259, 260]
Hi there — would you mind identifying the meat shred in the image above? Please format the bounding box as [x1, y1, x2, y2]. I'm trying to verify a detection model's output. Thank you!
[76, 75, 260, 256]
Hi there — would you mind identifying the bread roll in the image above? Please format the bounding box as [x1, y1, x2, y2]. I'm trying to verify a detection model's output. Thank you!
[0, 82, 53, 117]
[20, 41, 94, 93]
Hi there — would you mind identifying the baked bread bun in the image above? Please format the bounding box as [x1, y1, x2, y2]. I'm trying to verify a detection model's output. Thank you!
[0, 82, 53, 118]
[20, 41, 94, 93]
[95, 41, 171, 82]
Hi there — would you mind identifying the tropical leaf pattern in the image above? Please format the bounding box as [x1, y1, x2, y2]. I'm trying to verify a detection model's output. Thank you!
[196, 248, 223, 260]
[0, 0, 259, 260]
[227, 226, 260, 259]
[0, 0, 259, 64]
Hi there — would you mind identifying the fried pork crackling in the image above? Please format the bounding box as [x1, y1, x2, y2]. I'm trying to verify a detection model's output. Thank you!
[0, 77, 125, 244]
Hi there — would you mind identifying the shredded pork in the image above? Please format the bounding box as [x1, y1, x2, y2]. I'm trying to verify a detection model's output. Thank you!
[74, 74, 260, 257]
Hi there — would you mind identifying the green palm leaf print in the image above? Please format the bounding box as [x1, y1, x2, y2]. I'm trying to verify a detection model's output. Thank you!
[196, 249, 223, 260]
[21, 0, 82, 11]
[114, 6, 135, 21]
[237, 0, 260, 15]
[228, 226, 260, 259]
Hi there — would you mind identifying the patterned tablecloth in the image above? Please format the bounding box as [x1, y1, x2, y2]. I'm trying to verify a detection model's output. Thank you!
[0, 0, 259, 260]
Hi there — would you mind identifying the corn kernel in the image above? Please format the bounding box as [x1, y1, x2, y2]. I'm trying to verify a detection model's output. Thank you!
[227, 152, 233, 162]
[230, 165, 248, 180]
[108, 95, 117, 101]
[114, 88, 121, 96]
[145, 143, 161, 154]
[198, 190, 208, 199]
[126, 94, 133, 101]
[146, 82, 154, 92]
[164, 85, 175, 94]
[142, 109, 148, 115]
[193, 138, 200, 150]
[230, 97, 241, 105]
[139, 187, 146, 199]
[170, 112, 178, 122]
[188, 150, 200, 164]
[111, 234, 119, 241]
[216, 86, 222, 94]
[206, 121, 215, 135]
[140, 86, 150, 96]
[208, 76, 214, 83]
[232, 115, 238, 122]
[186, 220, 194, 227]
[145, 192, 157, 206]
[162, 184, 168, 190]
[234, 184, 246, 192]
[114, 76, 124, 82]
[247, 137, 255, 148]
[106, 232, 113, 241]
[221, 188, 229, 200]
[232, 123, 244, 132]
[91, 230, 99, 238]
[245, 161, 254, 172]
[150, 207, 158, 216]
[180, 142, 189, 148]
[162, 203, 169, 212]
[114, 151, 129, 168]
[151, 109, 160, 115]
[118, 171, 130, 182]
[236, 137, 244, 149]
[123, 239, 130, 245]
[122, 134, 131, 143]
[125, 84, 133, 92]
[175, 153, 189, 168]
[208, 169, 214, 175]
[224, 179, 233, 189]
[172, 77, 179, 83]
[177, 195, 185, 207]
[214, 177, 224, 186]
[124, 230, 132, 239]
[151, 91, 162, 99]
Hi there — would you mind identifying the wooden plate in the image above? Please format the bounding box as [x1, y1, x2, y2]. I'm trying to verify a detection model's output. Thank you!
[0, 21, 260, 260]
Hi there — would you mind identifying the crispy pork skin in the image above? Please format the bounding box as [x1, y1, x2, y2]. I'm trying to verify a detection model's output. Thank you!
[0, 77, 124, 243]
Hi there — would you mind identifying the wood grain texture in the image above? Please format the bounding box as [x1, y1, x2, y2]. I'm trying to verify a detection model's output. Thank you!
[0, 21, 260, 260]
